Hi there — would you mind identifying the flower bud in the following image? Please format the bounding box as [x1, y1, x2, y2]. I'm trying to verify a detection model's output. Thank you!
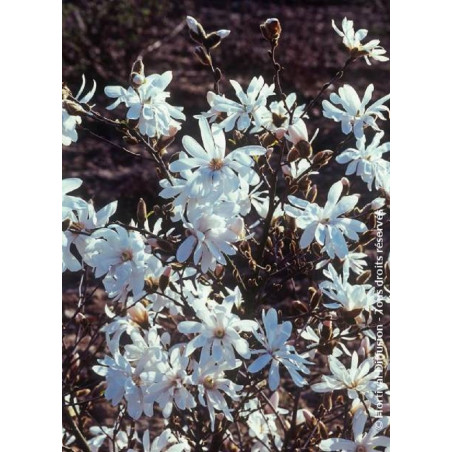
[260, 18, 282, 42]
[137, 198, 148, 228]
[356, 269, 372, 284]
[312, 150, 333, 168]
[63, 100, 86, 116]
[62, 218, 72, 231]
[159, 266, 172, 292]
[216, 29, 231, 39]
[186, 16, 207, 44]
[130, 57, 145, 88]
[287, 146, 301, 163]
[320, 318, 333, 341]
[194, 46, 212, 66]
[295, 140, 313, 159]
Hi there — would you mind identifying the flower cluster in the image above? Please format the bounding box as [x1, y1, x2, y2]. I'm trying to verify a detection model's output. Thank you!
[63, 13, 390, 451]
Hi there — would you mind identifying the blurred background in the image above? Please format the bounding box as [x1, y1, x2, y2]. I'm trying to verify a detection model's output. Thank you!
[62, 0, 389, 220]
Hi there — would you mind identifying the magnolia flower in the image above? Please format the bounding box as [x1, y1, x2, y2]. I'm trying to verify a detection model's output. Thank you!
[285, 180, 367, 259]
[105, 71, 185, 138]
[249, 308, 311, 391]
[192, 359, 243, 431]
[316, 252, 368, 276]
[319, 409, 390, 451]
[250, 92, 306, 137]
[332, 18, 389, 65]
[311, 352, 387, 405]
[322, 84, 390, 139]
[169, 117, 266, 199]
[84, 225, 148, 298]
[62, 75, 96, 146]
[320, 264, 376, 314]
[93, 354, 154, 419]
[62, 200, 117, 272]
[144, 347, 196, 418]
[176, 201, 244, 273]
[88, 426, 130, 452]
[178, 299, 257, 365]
[301, 323, 352, 358]
[130, 429, 190, 452]
[336, 132, 390, 192]
[205, 76, 275, 131]
[62, 178, 87, 221]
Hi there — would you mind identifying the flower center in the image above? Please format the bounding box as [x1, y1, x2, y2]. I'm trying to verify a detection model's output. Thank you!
[209, 158, 224, 171]
[121, 249, 133, 262]
[214, 327, 225, 338]
[355, 446, 367, 452]
[203, 375, 216, 390]
[132, 374, 142, 386]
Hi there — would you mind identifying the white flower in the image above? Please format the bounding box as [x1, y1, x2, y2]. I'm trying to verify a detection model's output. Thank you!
[105, 71, 185, 138]
[84, 225, 148, 298]
[169, 117, 266, 199]
[88, 426, 130, 452]
[62, 75, 96, 146]
[322, 84, 390, 139]
[176, 201, 244, 273]
[178, 298, 257, 365]
[336, 132, 390, 192]
[62, 178, 87, 221]
[301, 323, 352, 358]
[192, 359, 243, 431]
[332, 18, 389, 65]
[320, 264, 376, 314]
[63, 200, 117, 272]
[311, 352, 387, 405]
[250, 92, 306, 137]
[93, 354, 154, 419]
[285, 180, 367, 259]
[316, 252, 368, 276]
[319, 409, 389, 451]
[205, 76, 275, 131]
[248, 308, 311, 391]
[144, 346, 196, 418]
[131, 429, 190, 452]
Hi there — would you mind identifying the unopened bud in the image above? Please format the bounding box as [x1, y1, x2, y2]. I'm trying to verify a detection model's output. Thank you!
[194, 46, 212, 66]
[159, 267, 172, 292]
[260, 18, 282, 42]
[130, 58, 145, 88]
[306, 184, 318, 203]
[186, 16, 206, 43]
[309, 287, 322, 310]
[295, 140, 313, 159]
[287, 146, 301, 163]
[323, 393, 333, 411]
[356, 270, 372, 284]
[312, 150, 333, 168]
[320, 318, 333, 341]
[137, 198, 147, 228]
[62, 218, 72, 231]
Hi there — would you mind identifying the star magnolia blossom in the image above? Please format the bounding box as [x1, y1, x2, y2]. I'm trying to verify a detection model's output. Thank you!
[248, 308, 311, 391]
[332, 18, 389, 65]
[205, 76, 275, 132]
[319, 409, 390, 451]
[84, 224, 148, 298]
[62, 178, 86, 221]
[176, 201, 244, 273]
[285, 180, 367, 259]
[178, 299, 257, 365]
[144, 347, 196, 418]
[63, 200, 117, 272]
[169, 117, 266, 199]
[336, 132, 390, 192]
[62, 75, 96, 146]
[250, 92, 306, 138]
[322, 84, 390, 139]
[311, 352, 387, 405]
[130, 429, 190, 452]
[320, 264, 376, 313]
[192, 359, 243, 431]
[105, 71, 185, 138]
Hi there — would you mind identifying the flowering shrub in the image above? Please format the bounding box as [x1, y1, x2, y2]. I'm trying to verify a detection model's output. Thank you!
[63, 13, 389, 452]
